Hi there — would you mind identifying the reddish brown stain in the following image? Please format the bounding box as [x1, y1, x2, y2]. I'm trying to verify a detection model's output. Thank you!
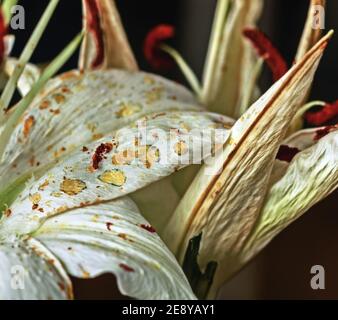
[119, 263, 135, 272]
[140, 224, 156, 233]
[92, 142, 113, 170]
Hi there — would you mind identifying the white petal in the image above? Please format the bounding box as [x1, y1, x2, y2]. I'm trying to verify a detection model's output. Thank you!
[0, 110, 230, 236]
[34, 198, 196, 300]
[0, 69, 202, 185]
[244, 129, 338, 262]
[0, 237, 72, 300]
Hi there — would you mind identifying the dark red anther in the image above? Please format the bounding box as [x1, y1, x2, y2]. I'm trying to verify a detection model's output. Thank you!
[243, 28, 288, 82]
[305, 100, 338, 126]
[92, 142, 113, 170]
[144, 24, 175, 70]
[276, 145, 300, 163]
[84, 0, 104, 68]
[0, 10, 7, 65]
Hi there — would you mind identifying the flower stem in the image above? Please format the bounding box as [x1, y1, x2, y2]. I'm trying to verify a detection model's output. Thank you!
[201, 0, 230, 103]
[2, 0, 19, 24]
[160, 44, 202, 100]
[0, 0, 60, 120]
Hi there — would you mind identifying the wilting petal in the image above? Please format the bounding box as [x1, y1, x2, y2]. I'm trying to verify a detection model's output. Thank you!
[295, 0, 325, 62]
[79, 0, 137, 71]
[0, 69, 203, 186]
[243, 129, 337, 264]
[33, 198, 196, 300]
[0, 237, 72, 300]
[164, 33, 330, 298]
[0, 110, 230, 236]
[202, 0, 263, 117]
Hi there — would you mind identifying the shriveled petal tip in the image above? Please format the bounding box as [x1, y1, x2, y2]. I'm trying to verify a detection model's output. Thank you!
[83, 0, 104, 68]
[0, 9, 7, 64]
[243, 27, 288, 81]
[144, 24, 175, 70]
[305, 100, 338, 126]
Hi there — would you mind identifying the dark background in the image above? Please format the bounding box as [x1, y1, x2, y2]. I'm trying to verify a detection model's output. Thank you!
[12, 0, 338, 299]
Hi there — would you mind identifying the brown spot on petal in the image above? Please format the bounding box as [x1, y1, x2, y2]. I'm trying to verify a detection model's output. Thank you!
[23, 116, 35, 138]
[52, 93, 66, 104]
[60, 179, 87, 196]
[39, 100, 50, 110]
[106, 222, 113, 231]
[4, 208, 12, 217]
[98, 170, 126, 187]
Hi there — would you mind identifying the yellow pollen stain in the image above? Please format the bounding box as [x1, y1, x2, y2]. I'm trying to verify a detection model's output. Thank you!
[98, 170, 126, 187]
[174, 141, 188, 156]
[145, 87, 163, 104]
[52, 93, 66, 104]
[60, 179, 87, 196]
[115, 102, 142, 118]
[29, 193, 41, 205]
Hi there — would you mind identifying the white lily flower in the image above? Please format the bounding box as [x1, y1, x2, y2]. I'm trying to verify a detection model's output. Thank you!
[0, 0, 336, 300]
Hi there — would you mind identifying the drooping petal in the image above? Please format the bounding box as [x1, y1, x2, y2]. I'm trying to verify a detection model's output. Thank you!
[164, 32, 330, 298]
[33, 198, 196, 300]
[243, 129, 338, 265]
[0, 237, 72, 300]
[0, 110, 231, 236]
[270, 125, 337, 186]
[79, 0, 137, 71]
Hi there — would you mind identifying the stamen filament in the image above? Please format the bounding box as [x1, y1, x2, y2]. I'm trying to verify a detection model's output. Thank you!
[160, 44, 202, 99]
[202, 0, 230, 103]
[238, 57, 264, 116]
[288, 100, 326, 134]
[2, 0, 18, 25]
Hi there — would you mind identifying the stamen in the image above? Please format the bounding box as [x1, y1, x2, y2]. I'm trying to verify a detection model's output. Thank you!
[276, 145, 300, 163]
[0, 10, 7, 65]
[144, 24, 175, 70]
[305, 100, 338, 126]
[243, 28, 288, 82]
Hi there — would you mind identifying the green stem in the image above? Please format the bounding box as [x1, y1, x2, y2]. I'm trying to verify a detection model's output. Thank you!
[201, 0, 230, 104]
[0, 0, 60, 120]
[160, 44, 202, 100]
[2, 0, 19, 24]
